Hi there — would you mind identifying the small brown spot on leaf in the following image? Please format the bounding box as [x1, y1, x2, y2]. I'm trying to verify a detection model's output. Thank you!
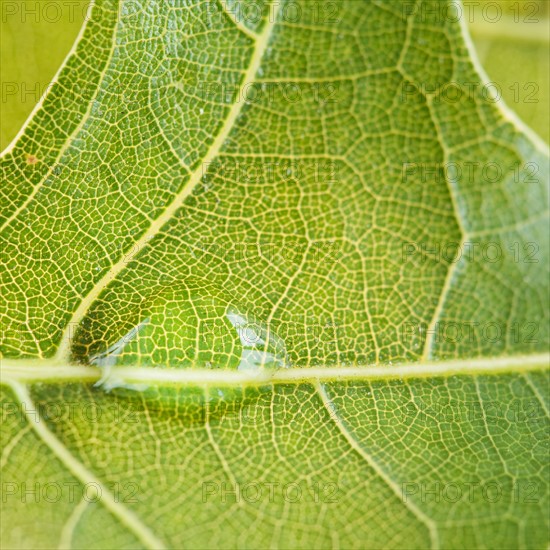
[26, 154, 39, 165]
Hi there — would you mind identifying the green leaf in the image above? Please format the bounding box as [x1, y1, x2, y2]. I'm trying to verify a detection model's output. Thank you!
[1, 1, 548, 549]
[0, 0, 90, 151]
[469, 0, 550, 143]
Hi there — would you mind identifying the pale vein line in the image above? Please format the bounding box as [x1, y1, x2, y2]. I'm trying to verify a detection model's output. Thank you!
[394, 3, 470, 362]
[2, 352, 549, 385]
[0, 424, 31, 468]
[457, 4, 549, 154]
[0, 1, 97, 157]
[204, 394, 243, 508]
[315, 381, 439, 549]
[473, 377, 511, 475]
[217, 0, 259, 40]
[58, 496, 89, 550]
[264, 242, 311, 336]
[220, 152, 340, 159]
[396, 0, 416, 74]
[149, 109, 193, 175]
[1, 0, 119, 233]
[523, 372, 550, 417]
[409, 8, 549, 361]
[359, 244, 380, 363]
[7, 381, 166, 550]
[55, 0, 284, 361]
[420, 98, 467, 361]
[255, 68, 395, 83]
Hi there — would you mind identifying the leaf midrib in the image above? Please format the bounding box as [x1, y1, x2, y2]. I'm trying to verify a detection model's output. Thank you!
[4, 353, 548, 550]
[2, 352, 549, 385]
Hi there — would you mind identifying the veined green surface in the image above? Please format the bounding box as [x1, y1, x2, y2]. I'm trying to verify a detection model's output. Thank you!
[469, 0, 550, 143]
[1, 1, 549, 548]
[2, 1, 549, 150]
[0, 0, 92, 150]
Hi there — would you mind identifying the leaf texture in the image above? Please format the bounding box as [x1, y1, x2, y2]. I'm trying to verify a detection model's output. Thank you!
[1, 0, 549, 548]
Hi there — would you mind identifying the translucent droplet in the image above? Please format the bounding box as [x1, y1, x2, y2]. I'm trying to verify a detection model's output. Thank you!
[88, 280, 288, 400]
[225, 309, 287, 371]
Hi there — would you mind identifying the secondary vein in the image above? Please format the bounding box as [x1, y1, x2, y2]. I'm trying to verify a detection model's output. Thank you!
[7, 381, 166, 550]
[55, 1, 283, 361]
[315, 380, 440, 549]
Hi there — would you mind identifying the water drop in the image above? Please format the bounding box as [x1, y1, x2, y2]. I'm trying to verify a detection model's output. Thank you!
[87, 280, 288, 400]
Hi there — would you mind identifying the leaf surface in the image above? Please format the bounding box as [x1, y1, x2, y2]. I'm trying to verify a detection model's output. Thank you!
[1, 1, 549, 548]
